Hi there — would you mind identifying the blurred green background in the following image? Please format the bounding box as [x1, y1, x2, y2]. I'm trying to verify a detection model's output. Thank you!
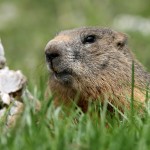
[0, 0, 150, 87]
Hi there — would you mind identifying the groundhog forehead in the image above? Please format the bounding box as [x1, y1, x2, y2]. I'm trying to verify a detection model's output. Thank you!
[58, 27, 113, 35]
[48, 27, 114, 43]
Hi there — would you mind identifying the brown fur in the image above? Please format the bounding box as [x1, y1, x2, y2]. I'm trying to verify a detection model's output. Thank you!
[45, 27, 150, 112]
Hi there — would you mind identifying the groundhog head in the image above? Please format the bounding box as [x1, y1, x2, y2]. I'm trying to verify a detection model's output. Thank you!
[45, 27, 146, 111]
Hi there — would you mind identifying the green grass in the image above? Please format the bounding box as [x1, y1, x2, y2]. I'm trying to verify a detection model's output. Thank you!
[0, 68, 150, 150]
[1, 0, 150, 149]
[0, 85, 150, 150]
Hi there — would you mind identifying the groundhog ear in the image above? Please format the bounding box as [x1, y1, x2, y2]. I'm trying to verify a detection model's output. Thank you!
[114, 32, 128, 49]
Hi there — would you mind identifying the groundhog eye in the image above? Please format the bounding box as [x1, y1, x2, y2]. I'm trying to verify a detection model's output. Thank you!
[83, 35, 96, 44]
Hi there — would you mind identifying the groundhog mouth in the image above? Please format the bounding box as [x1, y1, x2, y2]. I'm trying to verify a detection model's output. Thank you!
[51, 69, 73, 86]
[46, 55, 73, 85]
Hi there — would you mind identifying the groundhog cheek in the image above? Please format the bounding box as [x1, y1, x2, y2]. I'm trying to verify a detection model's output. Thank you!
[72, 62, 87, 74]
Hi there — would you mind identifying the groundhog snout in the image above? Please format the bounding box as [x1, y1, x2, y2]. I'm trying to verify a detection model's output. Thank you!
[45, 41, 61, 61]
[45, 39, 74, 85]
[45, 40, 63, 69]
[45, 50, 60, 64]
[45, 40, 74, 77]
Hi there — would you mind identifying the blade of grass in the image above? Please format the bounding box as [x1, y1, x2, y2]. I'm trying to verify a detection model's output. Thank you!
[131, 61, 135, 117]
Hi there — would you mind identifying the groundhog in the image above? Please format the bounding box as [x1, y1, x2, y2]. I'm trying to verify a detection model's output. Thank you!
[45, 27, 150, 112]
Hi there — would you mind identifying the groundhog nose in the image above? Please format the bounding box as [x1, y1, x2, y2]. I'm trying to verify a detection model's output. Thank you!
[45, 41, 62, 62]
[45, 51, 60, 63]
